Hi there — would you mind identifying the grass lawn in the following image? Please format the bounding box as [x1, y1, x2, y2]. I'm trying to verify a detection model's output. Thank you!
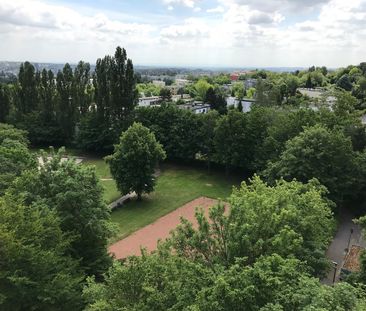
[83, 158, 112, 179]
[110, 164, 242, 242]
[81, 158, 122, 203]
[102, 180, 121, 204]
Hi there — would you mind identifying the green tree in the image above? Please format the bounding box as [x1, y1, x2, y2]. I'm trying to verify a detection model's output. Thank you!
[83, 252, 211, 311]
[56, 63, 75, 141]
[134, 105, 200, 160]
[15, 61, 38, 115]
[194, 79, 212, 101]
[10, 149, 112, 277]
[237, 100, 243, 112]
[198, 110, 220, 172]
[106, 122, 166, 200]
[80, 46, 138, 150]
[0, 123, 29, 145]
[0, 83, 10, 122]
[305, 74, 313, 89]
[337, 74, 353, 91]
[205, 87, 227, 114]
[195, 255, 361, 311]
[0, 138, 36, 195]
[232, 82, 246, 99]
[214, 110, 248, 174]
[171, 176, 334, 276]
[264, 125, 358, 204]
[159, 87, 172, 102]
[73, 61, 92, 116]
[0, 194, 83, 310]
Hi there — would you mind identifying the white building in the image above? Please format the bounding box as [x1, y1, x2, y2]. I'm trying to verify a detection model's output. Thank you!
[179, 102, 210, 114]
[172, 94, 192, 102]
[138, 96, 162, 107]
[226, 96, 255, 112]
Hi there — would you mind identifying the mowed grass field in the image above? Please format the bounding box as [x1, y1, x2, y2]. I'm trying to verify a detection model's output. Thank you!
[110, 164, 240, 242]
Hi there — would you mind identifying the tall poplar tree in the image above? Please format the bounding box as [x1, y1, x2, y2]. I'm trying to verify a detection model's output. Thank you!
[56, 63, 75, 141]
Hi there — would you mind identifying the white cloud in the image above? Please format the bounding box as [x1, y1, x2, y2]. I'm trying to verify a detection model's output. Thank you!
[0, 0, 154, 36]
[160, 18, 210, 41]
[218, 0, 330, 13]
[163, 0, 199, 9]
[0, 0, 157, 63]
[206, 6, 225, 13]
[1, 0, 366, 67]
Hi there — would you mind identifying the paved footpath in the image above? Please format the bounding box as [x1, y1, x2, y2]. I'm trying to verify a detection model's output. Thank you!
[109, 197, 218, 259]
[323, 209, 365, 285]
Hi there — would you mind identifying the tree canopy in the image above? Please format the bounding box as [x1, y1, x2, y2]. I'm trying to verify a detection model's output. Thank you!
[10, 149, 113, 277]
[106, 122, 166, 200]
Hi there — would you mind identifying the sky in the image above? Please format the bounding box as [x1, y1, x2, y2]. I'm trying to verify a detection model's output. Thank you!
[0, 0, 366, 68]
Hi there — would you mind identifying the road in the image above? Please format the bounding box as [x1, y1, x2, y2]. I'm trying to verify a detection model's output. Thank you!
[323, 209, 365, 285]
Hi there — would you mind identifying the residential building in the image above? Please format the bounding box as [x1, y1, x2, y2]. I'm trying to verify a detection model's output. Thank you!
[179, 101, 210, 114]
[138, 96, 162, 107]
[226, 96, 255, 112]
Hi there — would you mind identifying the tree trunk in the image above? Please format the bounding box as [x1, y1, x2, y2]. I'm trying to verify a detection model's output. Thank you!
[137, 192, 142, 201]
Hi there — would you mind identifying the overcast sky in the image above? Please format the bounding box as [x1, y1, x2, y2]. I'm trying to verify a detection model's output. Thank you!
[0, 0, 365, 67]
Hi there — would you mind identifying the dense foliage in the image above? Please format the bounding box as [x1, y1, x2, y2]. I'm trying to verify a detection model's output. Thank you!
[106, 122, 166, 200]
[0, 195, 84, 310]
[83, 177, 365, 310]
[9, 149, 113, 277]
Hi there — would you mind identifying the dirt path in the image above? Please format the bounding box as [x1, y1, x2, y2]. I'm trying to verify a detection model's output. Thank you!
[109, 196, 219, 259]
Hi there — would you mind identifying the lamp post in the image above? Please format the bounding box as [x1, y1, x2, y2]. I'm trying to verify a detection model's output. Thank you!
[332, 261, 338, 284]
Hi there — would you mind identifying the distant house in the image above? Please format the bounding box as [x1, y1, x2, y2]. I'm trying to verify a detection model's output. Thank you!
[179, 102, 210, 114]
[298, 88, 337, 110]
[298, 87, 325, 99]
[138, 96, 162, 107]
[226, 96, 255, 112]
[230, 73, 239, 81]
[172, 94, 192, 102]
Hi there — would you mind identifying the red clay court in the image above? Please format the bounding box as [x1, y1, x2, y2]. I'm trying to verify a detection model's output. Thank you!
[109, 196, 219, 259]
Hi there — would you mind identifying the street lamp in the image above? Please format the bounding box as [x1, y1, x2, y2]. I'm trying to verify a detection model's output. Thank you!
[332, 261, 338, 284]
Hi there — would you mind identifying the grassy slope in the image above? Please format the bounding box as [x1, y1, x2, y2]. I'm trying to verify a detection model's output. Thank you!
[110, 164, 240, 242]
